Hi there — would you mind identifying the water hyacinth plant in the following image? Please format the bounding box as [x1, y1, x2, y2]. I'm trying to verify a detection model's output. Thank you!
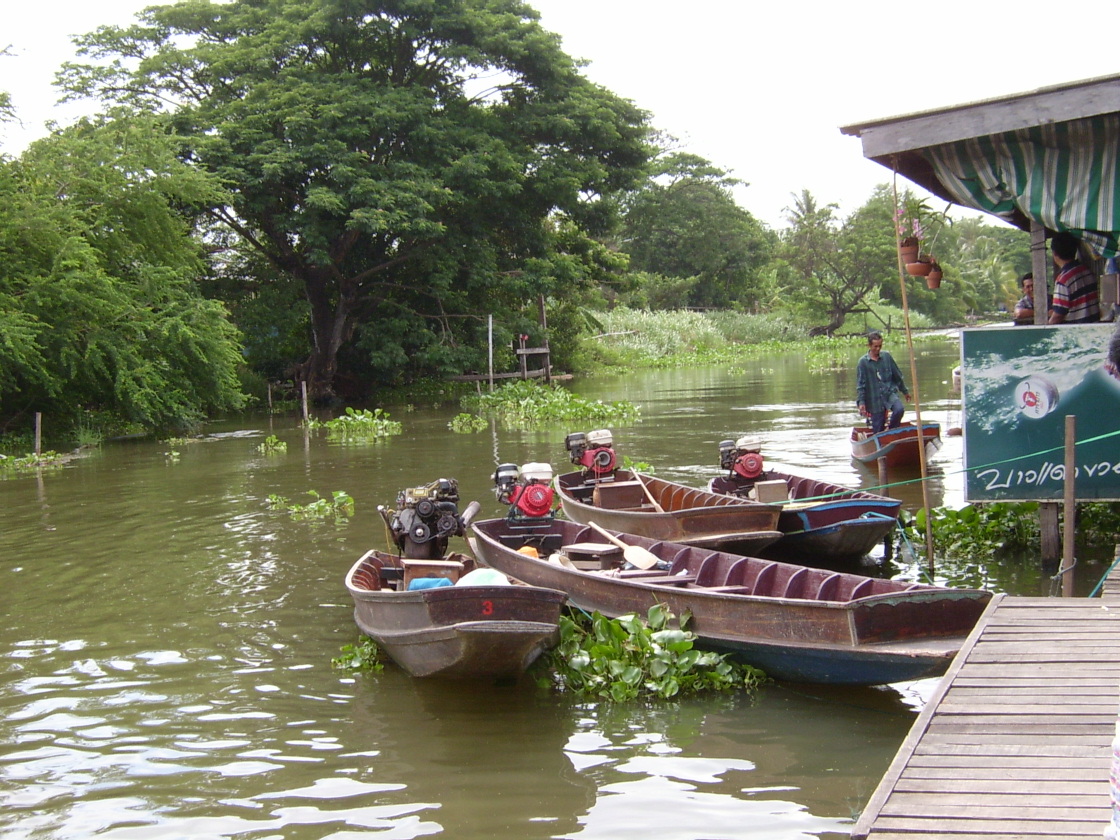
[0, 451, 68, 477]
[448, 412, 487, 433]
[257, 434, 287, 454]
[331, 636, 383, 673]
[267, 489, 355, 521]
[462, 380, 638, 428]
[307, 407, 402, 441]
[542, 604, 767, 701]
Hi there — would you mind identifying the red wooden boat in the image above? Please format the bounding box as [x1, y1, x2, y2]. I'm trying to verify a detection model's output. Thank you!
[344, 549, 566, 679]
[470, 518, 991, 686]
[850, 422, 942, 468]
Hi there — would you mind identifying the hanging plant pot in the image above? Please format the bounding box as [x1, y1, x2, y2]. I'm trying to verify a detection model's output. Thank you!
[899, 238, 920, 264]
[906, 261, 932, 277]
[926, 265, 943, 289]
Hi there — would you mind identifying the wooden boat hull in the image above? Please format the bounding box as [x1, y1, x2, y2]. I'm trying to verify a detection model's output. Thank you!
[850, 422, 942, 468]
[470, 519, 991, 686]
[709, 471, 902, 563]
[556, 469, 782, 555]
[345, 550, 567, 679]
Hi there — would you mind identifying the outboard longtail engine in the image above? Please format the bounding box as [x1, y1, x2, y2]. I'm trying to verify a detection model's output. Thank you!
[494, 462, 556, 521]
[565, 428, 617, 479]
[718, 436, 766, 480]
[381, 478, 479, 559]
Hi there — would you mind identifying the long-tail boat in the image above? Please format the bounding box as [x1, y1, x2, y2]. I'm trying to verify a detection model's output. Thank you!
[470, 517, 991, 686]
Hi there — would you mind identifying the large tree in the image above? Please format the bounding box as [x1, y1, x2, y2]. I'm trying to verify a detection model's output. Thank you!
[62, 0, 650, 397]
[779, 188, 898, 335]
[620, 152, 772, 310]
[0, 115, 246, 433]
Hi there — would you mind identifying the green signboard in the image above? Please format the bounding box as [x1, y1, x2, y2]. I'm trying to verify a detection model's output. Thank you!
[962, 324, 1120, 501]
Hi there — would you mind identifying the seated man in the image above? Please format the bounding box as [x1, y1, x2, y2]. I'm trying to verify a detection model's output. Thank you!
[1012, 273, 1036, 324]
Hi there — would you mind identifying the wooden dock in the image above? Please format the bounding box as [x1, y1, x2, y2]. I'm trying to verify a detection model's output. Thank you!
[853, 585, 1120, 839]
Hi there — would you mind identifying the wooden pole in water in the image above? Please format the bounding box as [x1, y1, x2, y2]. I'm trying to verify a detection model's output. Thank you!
[34, 412, 42, 456]
[891, 172, 936, 574]
[488, 314, 494, 393]
[301, 381, 309, 424]
[1062, 415, 1076, 598]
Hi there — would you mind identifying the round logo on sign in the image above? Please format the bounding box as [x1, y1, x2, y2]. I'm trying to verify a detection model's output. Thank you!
[1014, 376, 1059, 419]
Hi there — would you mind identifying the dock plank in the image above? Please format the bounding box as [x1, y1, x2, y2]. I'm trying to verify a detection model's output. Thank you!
[852, 592, 1120, 839]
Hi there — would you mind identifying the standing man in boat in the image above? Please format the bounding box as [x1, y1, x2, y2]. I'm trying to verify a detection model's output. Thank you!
[856, 331, 911, 434]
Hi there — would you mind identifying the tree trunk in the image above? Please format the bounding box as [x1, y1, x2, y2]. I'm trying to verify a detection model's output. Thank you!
[302, 269, 353, 401]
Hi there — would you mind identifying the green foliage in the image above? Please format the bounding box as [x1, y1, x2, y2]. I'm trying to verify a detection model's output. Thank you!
[258, 435, 287, 454]
[0, 115, 247, 433]
[619, 151, 773, 310]
[462, 380, 638, 428]
[307, 407, 403, 440]
[778, 188, 899, 335]
[904, 500, 1120, 561]
[63, 0, 652, 399]
[904, 502, 1041, 557]
[267, 490, 355, 521]
[542, 605, 767, 701]
[448, 413, 487, 433]
[0, 432, 35, 455]
[577, 307, 807, 371]
[74, 425, 104, 449]
[1074, 503, 1120, 545]
[332, 636, 384, 673]
[620, 456, 653, 473]
[0, 451, 67, 477]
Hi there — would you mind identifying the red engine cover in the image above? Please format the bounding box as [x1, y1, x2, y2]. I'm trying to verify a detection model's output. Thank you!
[511, 483, 554, 517]
[732, 451, 765, 480]
[577, 446, 616, 477]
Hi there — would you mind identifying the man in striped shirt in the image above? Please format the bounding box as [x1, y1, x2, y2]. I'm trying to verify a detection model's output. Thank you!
[1048, 231, 1100, 324]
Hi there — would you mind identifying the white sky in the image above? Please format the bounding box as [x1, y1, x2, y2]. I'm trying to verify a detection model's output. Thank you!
[3, 0, 1119, 228]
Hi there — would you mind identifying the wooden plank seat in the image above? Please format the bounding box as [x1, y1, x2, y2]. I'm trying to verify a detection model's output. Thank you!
[592, 480, 646, 510]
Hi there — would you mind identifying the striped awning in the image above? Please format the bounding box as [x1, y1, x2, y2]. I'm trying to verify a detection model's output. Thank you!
[924, 114, 1120, 256]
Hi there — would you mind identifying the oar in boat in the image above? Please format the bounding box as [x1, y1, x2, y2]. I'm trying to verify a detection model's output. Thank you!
[586, 521, 660, 570]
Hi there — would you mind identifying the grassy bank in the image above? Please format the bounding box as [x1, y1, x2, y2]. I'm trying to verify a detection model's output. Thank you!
[571, 306, 949, 373]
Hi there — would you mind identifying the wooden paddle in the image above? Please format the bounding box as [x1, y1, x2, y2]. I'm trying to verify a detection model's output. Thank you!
[633, 472, 665, 512]
[586, 521, 660, 570]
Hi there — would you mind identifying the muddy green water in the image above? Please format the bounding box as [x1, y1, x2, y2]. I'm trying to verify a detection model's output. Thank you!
[1, 341, 1098, 839]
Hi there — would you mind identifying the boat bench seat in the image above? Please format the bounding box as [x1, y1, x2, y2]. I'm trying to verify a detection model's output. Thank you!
[592, 481, 647, 510]
[704, 585, 752, 594]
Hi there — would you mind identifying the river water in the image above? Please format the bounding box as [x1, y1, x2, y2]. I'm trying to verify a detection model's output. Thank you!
[0, 338, 1097, 839]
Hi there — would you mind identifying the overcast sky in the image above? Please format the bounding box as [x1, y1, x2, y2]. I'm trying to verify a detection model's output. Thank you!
[3, 0, 1119, 228]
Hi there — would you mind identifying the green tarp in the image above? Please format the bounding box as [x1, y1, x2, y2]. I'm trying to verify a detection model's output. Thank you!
[926, 114, 1120, 256]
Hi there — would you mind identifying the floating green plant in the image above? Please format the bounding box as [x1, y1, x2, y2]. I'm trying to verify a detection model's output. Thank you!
[541, 604, 767, 701]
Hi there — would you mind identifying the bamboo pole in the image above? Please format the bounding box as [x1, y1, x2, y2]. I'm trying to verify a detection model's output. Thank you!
[1062, 415, 1076, 597]
[892, 172, 936, 574]
[1031, 222, 1061, 566]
